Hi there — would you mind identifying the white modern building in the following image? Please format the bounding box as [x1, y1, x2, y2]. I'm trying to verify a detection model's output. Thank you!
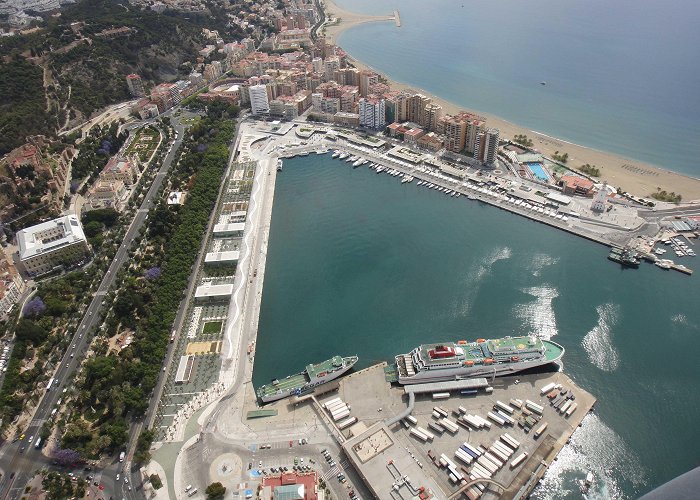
[358, 97, 386, 130]
[248, 84, 270, 115]
[16, 215, 91, 276]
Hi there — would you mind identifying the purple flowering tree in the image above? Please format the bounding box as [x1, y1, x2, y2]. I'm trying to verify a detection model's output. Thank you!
[23, 297, 47, 317]
[144, 267, 161, 280]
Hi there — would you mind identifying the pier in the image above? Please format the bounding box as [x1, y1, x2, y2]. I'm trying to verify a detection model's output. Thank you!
[329, 364, 597, 499]
[394, 9, 401, 27]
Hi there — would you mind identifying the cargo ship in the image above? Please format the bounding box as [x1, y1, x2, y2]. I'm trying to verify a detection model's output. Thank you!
[256, 355, 359, 403]
[395, 336, 564, 384]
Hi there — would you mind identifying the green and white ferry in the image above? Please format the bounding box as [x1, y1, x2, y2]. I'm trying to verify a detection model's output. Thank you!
[256, 355, 359, 403]
[395, 336, 564, 384]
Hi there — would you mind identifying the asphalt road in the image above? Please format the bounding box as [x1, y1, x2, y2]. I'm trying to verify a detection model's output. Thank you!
[0, 111, 187, 500]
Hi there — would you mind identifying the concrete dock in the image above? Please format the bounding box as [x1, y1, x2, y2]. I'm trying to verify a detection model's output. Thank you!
[313, 364, 596, 499]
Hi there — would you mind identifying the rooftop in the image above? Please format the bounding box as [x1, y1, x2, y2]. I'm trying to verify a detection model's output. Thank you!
[17, 215, 87, 260]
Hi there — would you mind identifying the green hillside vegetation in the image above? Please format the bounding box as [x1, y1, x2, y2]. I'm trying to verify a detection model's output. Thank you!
[0, 0, 245, 155]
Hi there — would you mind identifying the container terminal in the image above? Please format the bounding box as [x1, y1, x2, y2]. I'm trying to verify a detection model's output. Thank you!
[247, 362, 596, 499]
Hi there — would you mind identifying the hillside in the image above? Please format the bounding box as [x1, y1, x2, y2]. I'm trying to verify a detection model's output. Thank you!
[0, 0, 243, 155]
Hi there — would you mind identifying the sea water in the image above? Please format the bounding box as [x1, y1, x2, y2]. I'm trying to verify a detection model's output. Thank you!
[334, 0, 700, 176]
[254, 155, 700, 497]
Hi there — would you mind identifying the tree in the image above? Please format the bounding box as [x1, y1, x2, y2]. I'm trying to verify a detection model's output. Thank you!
[205, 482, 226, 500]
[150, 474, 163, 490]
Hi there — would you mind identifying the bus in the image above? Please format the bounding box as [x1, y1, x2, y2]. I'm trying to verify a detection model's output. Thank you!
[46, 378, 55, 391]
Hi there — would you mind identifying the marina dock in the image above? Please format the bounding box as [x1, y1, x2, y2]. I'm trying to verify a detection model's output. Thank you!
[394, 10, 401, 27]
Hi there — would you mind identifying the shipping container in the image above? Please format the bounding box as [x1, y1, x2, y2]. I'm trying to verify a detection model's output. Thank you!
[477, 456, 498, 474]
[440, 454, 457, 470]
[432, 392, 450, 400]
[432, 410, 442, 419]
[406, 415, 418, 425]
[434, 406, 449, 418]
[534, 422, 548, 439]
[410, 428, 428, 442]
[455, 449, 473, 465]
[540, 383, 556, 395]
[525, 400, 544, 415]
[474, 415, 492, 429]
[441, 418, 459, 434]
[485, 387, 493, 394]
[510, 452, 528, 469]
[332, 409, 350, 421]
[428, 422, 445, 435]
[488, 446, 509, 463]
[458, 406, 468, 414]
[495, 401, 514, 415]
[560, 400, 572, 415]
[460, 389, 478, 396]
[492, 441, 513, 457]
[509, 398, 523, 409]
[401, 419, 410, 429]
[566, 402, 578, 417]
[501, 433, 521, 449]
[471, 463, 491, 479]
[487, 412, 506, 426]
[327, 399, 346, 410]
[464, 415, 483, 429]
[337, 416, 357, 430]
[483, 452, 503, 469]
[416, 427, 435, 441]
[460, 445, 479, 459]
[495, 411, 515, 426]
[324, 397, 342, 408]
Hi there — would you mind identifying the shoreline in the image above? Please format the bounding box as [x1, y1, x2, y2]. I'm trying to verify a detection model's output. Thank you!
[322, 0, 700, 202]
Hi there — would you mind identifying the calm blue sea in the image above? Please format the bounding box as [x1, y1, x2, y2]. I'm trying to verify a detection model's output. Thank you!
[255, 155, 700, 498]
[334, 0, 700, 176]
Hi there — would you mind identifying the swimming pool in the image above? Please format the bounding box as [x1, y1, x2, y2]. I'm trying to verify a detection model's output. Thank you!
[526, 162, 549, 182]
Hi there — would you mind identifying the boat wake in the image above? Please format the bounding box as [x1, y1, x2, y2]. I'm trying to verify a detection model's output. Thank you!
[528, 253, 559, 277]
[455, 247, 512, 315]
[581, 303, 620, 372]
[532, 413, 647, 500]
[515, 285, 559, 340]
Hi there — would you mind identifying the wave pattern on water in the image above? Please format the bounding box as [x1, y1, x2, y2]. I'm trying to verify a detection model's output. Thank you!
[455, 246, 512, 316]
[528, 253, 559, 277]
[532, 413, 648, 500]
[515, 285, 559, 340]
[581, 303, 620, 372]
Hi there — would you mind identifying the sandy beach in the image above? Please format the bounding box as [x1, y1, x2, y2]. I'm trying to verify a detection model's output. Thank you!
[321, 0, 700, 202]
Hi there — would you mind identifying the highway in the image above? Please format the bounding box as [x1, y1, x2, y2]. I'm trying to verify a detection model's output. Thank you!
[0, 111, 188, 500]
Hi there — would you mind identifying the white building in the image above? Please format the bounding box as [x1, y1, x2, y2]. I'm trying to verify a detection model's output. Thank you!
[591, 182, 609, 212]
[248, 84, 270, 115]
[358, 98, 386, 130]
[16, 215, 91, 276]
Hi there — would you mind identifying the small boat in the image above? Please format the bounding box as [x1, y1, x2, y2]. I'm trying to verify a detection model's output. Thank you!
[579, 471, 594, 494]
[339, 153, 349, 160]
[299, 152, 309, 156]
[540, 81, 547, 85]
[276, 159, 283, 171]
